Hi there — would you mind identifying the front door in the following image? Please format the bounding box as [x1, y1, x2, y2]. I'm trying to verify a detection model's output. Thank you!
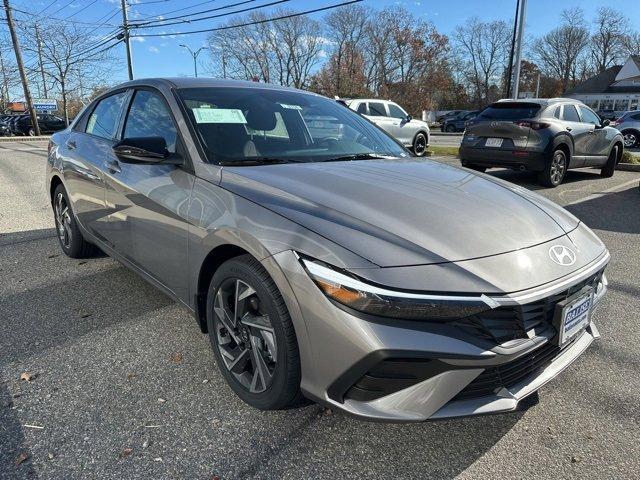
[579, 105, 609, 165]
[365, 101, 396, 138]
[560, 104, 591, 167]
[102, 88, 193, 301]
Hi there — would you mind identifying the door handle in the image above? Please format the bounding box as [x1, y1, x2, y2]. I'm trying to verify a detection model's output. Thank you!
[565, 127, 572, 131]
[66, 140, 76, 150]
[104, 160, 121, 173]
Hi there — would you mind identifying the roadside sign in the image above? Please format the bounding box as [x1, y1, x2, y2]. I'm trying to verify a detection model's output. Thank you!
[33, 98, 58, 112]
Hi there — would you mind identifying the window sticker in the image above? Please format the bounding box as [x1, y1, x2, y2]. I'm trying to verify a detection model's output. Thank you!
[279, 103, 302, 110]
[192, 108, 247, 124]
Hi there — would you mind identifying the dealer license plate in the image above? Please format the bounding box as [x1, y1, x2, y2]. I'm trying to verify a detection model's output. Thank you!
[485, 138, 503, 147]
[559, 291, 592, 346]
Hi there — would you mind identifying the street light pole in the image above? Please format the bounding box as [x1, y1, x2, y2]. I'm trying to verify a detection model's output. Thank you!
[180, 45, 207, 78]
[511, 0, 528, 100]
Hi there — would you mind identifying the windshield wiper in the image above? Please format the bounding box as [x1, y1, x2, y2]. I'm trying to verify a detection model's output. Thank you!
[218, 157, 294, 166]
[322, 153, 392, 162]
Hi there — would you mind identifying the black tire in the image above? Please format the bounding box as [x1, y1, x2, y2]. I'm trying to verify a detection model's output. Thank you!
[206, 255, 301, 410]
[52, 184, 99, 258]
[538, 148, 568, 187]
[445, 124, 456, 133]
[621, 129, 639, 148]
[412, 132, 428, 157]
[600, 144, 619, 178]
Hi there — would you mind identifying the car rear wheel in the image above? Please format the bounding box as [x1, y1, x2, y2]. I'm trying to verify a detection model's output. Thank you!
[538, 148, 567, 187]
[206, 255, 301, 410]
[412, 132, 428, 157]
[52, 184, 99, 258]
[445, 124, 456, 133]
[621, 130, 638, 148]
[600, 145, 619, 178]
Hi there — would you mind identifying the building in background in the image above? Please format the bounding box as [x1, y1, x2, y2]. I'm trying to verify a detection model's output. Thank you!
[565, 56, 640, 115]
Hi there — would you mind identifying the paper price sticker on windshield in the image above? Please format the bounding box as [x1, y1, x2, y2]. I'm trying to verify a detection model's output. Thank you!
[192, 108, 247, 124]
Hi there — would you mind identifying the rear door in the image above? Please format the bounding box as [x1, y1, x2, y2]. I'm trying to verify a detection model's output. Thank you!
[102, 87, 193, 300]
[61, 90, 129, 243]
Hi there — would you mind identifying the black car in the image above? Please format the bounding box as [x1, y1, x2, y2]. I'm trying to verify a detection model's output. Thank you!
[12, 113, 66, 136]
[597, 109, 617, 121]
[436, 110, 465, 124]
[459, 99, 624, 187]
[441, 110, 480, 132]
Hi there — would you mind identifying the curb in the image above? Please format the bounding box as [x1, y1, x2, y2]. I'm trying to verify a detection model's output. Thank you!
[616, 162, 640, 172]
[0, 136, 51, 142]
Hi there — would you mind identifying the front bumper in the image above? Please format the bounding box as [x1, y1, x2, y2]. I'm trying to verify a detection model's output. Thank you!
[267, 250, 607, 422]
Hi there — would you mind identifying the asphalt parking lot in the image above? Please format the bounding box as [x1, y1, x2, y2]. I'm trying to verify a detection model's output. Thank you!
[1, 140, 639, 480]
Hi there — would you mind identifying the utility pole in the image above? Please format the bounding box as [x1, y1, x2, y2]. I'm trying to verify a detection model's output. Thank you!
[35, 23, 48, 98]
[120, 0, 134, 80]
[3, 0, 40, 135]
[180, 45, 207, 77]
[504, 0, 520, 98]
[511, 0, 527, 100]
[535, 72, 541, 98]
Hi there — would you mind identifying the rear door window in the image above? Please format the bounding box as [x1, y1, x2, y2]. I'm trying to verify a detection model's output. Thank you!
[368, 102, 387, 117]
[356, 103, 367, 115]
[561, 105, 581, 122]
[479, 103, 541, 120]
[86, 92, 128, 139]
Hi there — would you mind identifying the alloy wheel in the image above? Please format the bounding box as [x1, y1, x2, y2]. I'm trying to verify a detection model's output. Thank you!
[213, 278, 277, 393]
[623, 132, 637, 148]
[414, 134, 427, 155]
[54, 192, 72, 248]
[550, 151, 566, 184]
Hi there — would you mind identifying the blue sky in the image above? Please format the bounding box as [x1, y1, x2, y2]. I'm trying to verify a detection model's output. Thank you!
[13, 0, 640, 84]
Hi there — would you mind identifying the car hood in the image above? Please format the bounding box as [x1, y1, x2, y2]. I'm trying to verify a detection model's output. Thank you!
[221, 158, 578, 267]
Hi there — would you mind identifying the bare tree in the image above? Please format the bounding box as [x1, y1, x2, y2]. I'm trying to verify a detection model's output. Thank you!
[453, 17, 511, 106]
[207, 10, 323, 89]
[532, 8, 590, 93]
[622, 31, 640, 57]
[590, 7, 629, 72]
[23, 23, 114, 125]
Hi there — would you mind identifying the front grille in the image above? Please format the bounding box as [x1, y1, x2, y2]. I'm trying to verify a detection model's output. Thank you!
[452, 269, 603, 344]
[453, 340, 562, 401]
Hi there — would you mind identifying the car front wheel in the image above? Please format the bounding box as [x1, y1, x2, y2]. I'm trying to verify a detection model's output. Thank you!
[538, 148, 567, 187]
[445, 124, 456, 133]
[600, 145, 619, 178]
[413, 132, 428, 157]
[206, 255, 301, 410]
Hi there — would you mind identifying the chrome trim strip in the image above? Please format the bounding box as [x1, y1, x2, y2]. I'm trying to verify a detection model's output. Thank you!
[486, 251, 610, 306]
[302, 259, 494, 306]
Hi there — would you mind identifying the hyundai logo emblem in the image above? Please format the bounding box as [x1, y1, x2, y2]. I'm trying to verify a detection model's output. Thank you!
[548, 245, 577, 266]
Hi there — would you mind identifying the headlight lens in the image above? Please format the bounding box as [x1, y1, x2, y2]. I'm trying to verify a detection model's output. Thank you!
[301, 259, 495, 321]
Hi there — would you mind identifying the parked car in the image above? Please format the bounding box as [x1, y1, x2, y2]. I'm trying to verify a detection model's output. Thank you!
[436, 110, 465, 124]
[347, 99, 430, 156]
[459, 99, 624, 187]
[611, 110, 640, 147]
[0, 119, 11, 136]
[597, 109, 617, 121]
[441, 110, 480, 132]
[47, 78, 609, 421]
[12, 113, 66, 136]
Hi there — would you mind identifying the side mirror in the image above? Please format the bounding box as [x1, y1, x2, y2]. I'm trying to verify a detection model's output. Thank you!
[405, 114, 412, 123]
[113, 137, 170, 163]
[599, 119, 610, 128]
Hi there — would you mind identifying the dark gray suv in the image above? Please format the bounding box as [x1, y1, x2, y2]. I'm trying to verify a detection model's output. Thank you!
[459, 99, 624, 187]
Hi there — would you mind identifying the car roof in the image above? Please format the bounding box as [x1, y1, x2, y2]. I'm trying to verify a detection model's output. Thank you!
[495, 98, 585, 106]
[112, 77, 315, 95]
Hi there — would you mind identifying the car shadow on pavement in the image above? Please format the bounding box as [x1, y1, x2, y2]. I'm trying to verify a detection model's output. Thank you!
[0, 383, 39, 479]
[488, 168, 603, 191]
[564, 186, 640, 234]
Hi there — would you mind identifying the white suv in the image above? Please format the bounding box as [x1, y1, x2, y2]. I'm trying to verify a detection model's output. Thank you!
[347, 99, 430, 156]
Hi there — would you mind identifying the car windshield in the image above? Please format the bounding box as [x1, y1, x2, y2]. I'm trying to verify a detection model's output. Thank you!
[178, 87, 407, 164]
[478, 103, 541, 120]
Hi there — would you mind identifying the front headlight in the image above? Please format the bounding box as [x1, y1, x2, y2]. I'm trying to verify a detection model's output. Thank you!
[301, 259, 497, 321]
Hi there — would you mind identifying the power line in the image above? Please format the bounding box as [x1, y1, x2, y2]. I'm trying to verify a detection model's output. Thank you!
[49, 0, 77, 17]
[131, 0, 362, 38]
[10, 5, 120, 28]
[132, 0, 290, 29]
[139, 0, 220, 20]
[67, 0, 99, 20]
[35, 0, 57, 16]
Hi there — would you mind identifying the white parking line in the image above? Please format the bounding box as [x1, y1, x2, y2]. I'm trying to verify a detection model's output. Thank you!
[566, 177, 640, 206]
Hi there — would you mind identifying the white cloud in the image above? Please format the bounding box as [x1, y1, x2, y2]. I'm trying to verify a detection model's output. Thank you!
[131, 36, 145, 43]
[149, 46, 160, 53]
